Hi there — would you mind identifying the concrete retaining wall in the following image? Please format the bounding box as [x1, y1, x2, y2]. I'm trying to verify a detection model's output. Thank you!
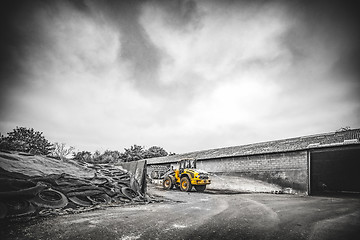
[198, 151, 308, 192]
[148, 150, 309, 193]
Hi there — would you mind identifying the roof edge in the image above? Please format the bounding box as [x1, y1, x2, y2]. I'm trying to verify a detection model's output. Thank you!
[146, 128, 360, 164]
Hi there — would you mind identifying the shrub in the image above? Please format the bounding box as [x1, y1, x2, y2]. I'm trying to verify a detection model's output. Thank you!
[0, 127, 53, 155]
[51, 142, 75, 160]
[145, 146, 168, 158]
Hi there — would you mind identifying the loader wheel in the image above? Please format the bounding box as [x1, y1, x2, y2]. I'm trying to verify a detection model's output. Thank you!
[163, 176, 173, 190]
[180, 177, 192, 192]
[194, 185, 206, 192]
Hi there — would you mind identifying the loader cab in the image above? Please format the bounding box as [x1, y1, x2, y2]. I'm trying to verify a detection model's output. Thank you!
[179, 159, 197, 174]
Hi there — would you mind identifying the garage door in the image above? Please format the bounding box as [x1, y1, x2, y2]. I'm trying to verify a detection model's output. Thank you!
[310, 145, 360, 195]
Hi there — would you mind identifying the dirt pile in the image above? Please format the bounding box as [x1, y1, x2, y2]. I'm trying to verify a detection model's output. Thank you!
[0, 151, 151, 220]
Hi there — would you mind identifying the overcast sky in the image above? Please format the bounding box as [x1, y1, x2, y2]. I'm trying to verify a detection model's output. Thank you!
[1, 0, 359, 154]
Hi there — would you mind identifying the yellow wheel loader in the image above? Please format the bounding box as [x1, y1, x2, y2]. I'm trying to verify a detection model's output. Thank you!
[163, 159, 211, 192]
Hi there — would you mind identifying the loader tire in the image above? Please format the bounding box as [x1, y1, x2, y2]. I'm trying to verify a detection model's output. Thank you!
[180, 177, 192, 192]
[194, 185, 206, 192]
[163, 176, 173, 190]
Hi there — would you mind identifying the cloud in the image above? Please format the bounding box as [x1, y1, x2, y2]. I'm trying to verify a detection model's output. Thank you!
[0, 0, 359, 153]
[139, 1, 290, 127]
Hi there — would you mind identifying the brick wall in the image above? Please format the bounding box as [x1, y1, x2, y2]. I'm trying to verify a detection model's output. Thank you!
[196, 151, 307, 171]
[196, 150, 308, 192]
[147, 164, 171, 179]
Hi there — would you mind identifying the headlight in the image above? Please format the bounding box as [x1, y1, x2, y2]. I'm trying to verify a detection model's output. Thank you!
[198, 174, 209, 179]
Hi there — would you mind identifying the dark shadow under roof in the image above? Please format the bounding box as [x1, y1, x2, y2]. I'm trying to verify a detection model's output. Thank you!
[147, 128, 360, 164]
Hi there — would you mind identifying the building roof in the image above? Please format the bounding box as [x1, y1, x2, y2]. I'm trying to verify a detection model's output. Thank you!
[147, 128, 360, 164]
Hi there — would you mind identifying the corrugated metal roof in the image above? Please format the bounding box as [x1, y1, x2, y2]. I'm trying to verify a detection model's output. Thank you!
[147, 128, 360, 164]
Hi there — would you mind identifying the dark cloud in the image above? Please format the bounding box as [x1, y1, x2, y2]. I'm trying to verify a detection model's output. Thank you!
[67, 0, 163, 92]
[82, 0, 200, 93]
[281, 0, 360, 111]
[148, 0, 201, 30]
[114, 3, 162, 91]
[0, 0, 38, 111]
[111, 0, 202, 93]
[1, 0, 359, 152]
[67, 0, 91, 12]
[0, 0, 204, 115]
[212, 0, 360, 82]
[288, 0, 360, 60]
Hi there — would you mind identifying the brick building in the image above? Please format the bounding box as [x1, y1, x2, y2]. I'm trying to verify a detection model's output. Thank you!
[147, 128, 360, 195]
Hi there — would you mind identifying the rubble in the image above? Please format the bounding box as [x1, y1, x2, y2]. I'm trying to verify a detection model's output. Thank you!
[0, 151, 156, 220]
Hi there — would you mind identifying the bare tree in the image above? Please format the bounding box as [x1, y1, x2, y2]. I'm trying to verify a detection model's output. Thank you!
[52, 142, 75, 160]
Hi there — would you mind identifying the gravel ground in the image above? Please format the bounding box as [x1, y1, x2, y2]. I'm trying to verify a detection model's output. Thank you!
[1, 184, 359, 240]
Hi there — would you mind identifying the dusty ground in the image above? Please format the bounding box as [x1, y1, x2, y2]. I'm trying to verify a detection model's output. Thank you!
[207, 174, 284, 193]
[1, 184, 360, 240]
